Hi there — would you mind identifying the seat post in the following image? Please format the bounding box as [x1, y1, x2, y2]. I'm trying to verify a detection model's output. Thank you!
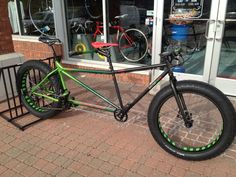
[106, 50, 124, 109]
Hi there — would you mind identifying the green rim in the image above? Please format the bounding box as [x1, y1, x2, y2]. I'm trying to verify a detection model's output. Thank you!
[158, 119, 223, 152]
[21, 71, 56, 112]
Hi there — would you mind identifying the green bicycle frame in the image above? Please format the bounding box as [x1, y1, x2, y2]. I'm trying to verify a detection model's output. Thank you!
[31, 59, 169, 114]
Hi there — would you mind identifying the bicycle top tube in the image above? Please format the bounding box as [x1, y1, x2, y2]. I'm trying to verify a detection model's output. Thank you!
[55, 60, 166, 75]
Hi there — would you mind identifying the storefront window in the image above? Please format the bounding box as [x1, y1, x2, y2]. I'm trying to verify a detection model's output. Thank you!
[107, 0, 154, 65]
[8, 0, 20, 34]
[217, 0, 236, 78]
[65, 0, 103, 61]
[8, 0, 55, 36]
[66, 0, 153, 65]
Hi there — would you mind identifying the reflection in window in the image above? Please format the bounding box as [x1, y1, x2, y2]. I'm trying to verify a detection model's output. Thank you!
[162, 0, 211, 75]
[226, 0, 236, 18]
[107, 0, 154, 65]
[65, 0, 103, 61]
[8, 0, 55, 36]
[66, 0, 153, 65]
[8, 0, 22, 34]
[218, 0, 236, 78]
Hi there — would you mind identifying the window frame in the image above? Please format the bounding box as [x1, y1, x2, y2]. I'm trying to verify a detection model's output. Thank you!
[10, 0, 56, 39]
[60, 0, 154, 72]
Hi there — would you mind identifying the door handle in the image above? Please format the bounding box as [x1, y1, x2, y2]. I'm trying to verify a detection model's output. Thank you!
[215, 20, 225, 41]
[205, 20, 215, 40]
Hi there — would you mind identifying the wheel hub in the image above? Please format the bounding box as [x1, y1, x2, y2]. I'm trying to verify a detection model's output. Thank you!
[184, 112, 193, 128]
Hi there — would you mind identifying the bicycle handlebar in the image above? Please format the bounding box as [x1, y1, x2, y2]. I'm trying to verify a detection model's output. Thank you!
[160, 48, 180, 58]
[160, 48, 185, 67]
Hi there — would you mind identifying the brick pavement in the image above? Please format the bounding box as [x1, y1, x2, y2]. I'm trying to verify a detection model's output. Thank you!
[0, 76, 236, 177]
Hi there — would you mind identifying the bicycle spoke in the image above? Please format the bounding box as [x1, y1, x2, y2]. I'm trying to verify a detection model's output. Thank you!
[119, 29, 148, 62]
[158, 93, 223, 149]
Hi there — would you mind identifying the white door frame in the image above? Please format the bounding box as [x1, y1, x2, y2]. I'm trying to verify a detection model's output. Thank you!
[210, 0, 236, 96]
[152, 0, 221, 84]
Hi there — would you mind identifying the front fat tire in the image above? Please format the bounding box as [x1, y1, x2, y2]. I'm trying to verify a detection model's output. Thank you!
[16, 60, 61, 119]
[148, 80, 236, 160]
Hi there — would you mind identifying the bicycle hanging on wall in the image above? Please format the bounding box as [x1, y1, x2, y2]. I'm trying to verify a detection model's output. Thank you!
[16, 35, 236, 161]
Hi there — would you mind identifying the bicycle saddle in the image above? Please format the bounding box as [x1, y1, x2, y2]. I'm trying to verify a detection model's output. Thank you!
[39, 35, 61, 45]
[91, 42, 118, 49]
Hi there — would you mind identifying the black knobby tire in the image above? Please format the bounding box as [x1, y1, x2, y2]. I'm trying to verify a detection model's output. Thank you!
[148, 80, 236, 160]
[119, 28, 148, 62]
[16, 60, 61, 119]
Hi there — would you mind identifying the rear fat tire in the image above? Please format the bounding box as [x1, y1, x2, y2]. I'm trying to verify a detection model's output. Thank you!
[148, 80, 236, 160]
[16, 60, 61, 119]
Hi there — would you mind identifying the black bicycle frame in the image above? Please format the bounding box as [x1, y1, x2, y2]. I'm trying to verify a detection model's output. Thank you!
[95, 49, 172, 115]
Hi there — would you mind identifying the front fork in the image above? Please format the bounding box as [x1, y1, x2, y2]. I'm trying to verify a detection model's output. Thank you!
[169, 73, 193, 128]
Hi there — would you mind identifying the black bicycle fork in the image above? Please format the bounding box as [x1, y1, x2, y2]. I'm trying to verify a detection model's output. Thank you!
[168, 71, 193, 128]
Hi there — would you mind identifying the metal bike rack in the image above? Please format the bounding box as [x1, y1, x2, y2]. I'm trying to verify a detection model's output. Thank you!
[0, 57, 56, 130]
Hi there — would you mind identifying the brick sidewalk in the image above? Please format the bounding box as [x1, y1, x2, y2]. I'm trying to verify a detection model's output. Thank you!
[0, 76, 236, 177]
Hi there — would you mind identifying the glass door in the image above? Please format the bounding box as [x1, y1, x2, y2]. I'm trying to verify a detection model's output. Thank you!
[153, 0, 218, 83]
[210, 0, 236, 96]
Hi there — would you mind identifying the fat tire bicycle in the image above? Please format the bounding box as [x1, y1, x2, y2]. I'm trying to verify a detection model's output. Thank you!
[16, 35, 236, 161]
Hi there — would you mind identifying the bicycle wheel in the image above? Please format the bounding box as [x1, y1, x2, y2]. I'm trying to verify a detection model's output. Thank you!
[28, 0, 55, 36]
[16, 60, 61, 119]
[85, 0, 102, 19]
[148, 80, 236, 160]
[119, 28, 148, 62]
